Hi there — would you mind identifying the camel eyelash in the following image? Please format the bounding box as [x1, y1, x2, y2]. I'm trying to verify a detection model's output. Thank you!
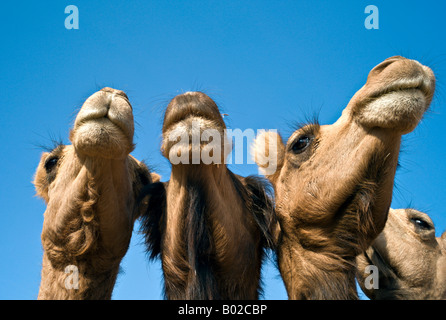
[297, 123, 321, 138]
[38, 137, 65, 153]
[48, 144, 65, 157]
[287, 123, 321, 146]
[291, 113, 321, 132]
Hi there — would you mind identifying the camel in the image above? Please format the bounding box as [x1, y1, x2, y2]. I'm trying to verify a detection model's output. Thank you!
[252, 56, 436, 299]
[34, 87, 157, 299]
[140, 91, 276, 299]
[356, 208, 446, 300]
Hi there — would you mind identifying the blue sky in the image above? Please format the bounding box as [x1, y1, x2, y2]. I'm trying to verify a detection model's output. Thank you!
[1, 0, 445, 299]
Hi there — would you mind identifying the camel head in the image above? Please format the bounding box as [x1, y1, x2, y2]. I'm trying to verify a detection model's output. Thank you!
[357, 208, 446, 300]
[34, 87, 151, 206]
[252, 56, 435, 299]
[161, 91, 230, 167]
[33, 88, 156, 299]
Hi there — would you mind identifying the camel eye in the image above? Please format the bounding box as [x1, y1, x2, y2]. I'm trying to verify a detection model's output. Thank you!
[410, 218, 432, 231]
[44, 156, 59, 173]
[291, 135, 311, 154]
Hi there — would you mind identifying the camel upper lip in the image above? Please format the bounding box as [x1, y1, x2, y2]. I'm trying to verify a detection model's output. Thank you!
[162, 92, 225, 133]
[74, 92, 134, 139]
[78, 114, 131, 138]
[163, 112, 225, 133]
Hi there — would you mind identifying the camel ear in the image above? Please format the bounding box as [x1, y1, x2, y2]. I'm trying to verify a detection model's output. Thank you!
[251, 130, 285, 180]
[150, 172, 161, 183]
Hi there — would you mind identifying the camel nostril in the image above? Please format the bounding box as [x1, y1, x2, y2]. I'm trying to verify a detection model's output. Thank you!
[370, 56, 406, 76]
[384, 55, 404, 61]
[114, 90, 129, 100]
[100, 87, 129, 100]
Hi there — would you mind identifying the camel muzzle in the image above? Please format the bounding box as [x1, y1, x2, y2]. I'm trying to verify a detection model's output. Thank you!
[162, 92, 230, 165]
[69, 87, 135, 158]
[344, 56, 435, 134]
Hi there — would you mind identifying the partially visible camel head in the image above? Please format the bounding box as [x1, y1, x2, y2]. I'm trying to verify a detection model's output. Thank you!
[34, 88, 156, 299]
[161, 91, 230, 165]
[142, 91, 275, 299]
[357, 209, 446, 300]
[253, 56, 435, 299]
[347, 56, 434, 134]
[69, 87, 134, 159]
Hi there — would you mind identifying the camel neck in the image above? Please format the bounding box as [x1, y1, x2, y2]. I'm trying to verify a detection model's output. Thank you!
[162, 165, 262, 299]
[278, 233, 358, 300]
[38, 251, 120, 299]
[38, 151, 133, 299]
[170, 163, 228, 184]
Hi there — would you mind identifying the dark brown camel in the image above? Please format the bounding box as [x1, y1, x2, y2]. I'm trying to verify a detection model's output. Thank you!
[140, 91, 275, 299]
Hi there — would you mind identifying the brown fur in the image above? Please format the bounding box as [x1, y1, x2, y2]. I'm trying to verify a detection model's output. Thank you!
[253, 56, 435, 299]
[141, 92, 275, 299]
[357, 209, 446, 299]
[34, 88, 155, 299]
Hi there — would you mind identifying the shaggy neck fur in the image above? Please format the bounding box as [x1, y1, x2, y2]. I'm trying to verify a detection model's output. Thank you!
[166, 165, 263, 299]
[278, 230, 358, 300]
[38, 151, 134, 300]
[142, 165, 275, 300]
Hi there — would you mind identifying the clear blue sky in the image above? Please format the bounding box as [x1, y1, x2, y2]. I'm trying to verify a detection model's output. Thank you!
[1, 0, 445, 299]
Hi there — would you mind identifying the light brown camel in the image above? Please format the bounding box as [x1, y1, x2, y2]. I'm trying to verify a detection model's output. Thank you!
[252, 56, 436, 299]
[34, 87, 157, 299]
[140, 91, 275, 299]
[356, 208, 446, 300]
